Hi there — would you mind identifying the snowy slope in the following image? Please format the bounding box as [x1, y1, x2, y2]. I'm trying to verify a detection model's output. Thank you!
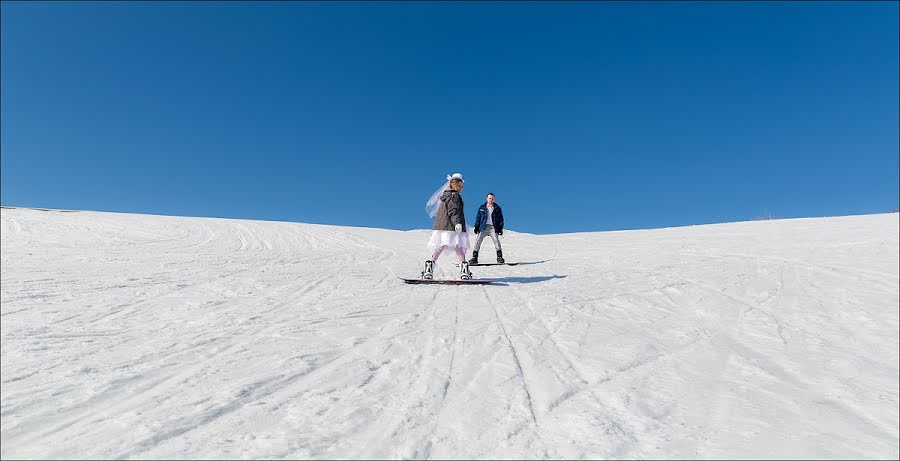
[1, 207, 897, 459]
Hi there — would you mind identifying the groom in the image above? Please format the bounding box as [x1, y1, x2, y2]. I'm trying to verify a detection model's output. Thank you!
[469, 192, 505, 264]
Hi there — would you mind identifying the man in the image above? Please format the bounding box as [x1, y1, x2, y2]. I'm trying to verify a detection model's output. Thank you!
[469, 193, 505, 264]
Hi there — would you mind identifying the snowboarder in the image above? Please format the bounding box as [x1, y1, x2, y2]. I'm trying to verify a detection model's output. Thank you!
[469, 192, 505, 264]
[423, 173, 473, 280]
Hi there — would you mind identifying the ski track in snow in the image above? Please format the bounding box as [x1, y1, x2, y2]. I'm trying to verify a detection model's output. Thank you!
[1, 208, 898, 459]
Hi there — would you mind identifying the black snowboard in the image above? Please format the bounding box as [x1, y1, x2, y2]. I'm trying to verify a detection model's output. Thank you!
[455, 262, 519, 266]
[399, 277, 494, 285]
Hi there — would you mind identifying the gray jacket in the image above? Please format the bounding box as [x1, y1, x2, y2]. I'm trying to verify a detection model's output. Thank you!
[432, 189, 466, 231]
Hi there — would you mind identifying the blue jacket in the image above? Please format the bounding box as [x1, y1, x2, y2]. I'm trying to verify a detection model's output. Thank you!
[474, 203, 504, 234]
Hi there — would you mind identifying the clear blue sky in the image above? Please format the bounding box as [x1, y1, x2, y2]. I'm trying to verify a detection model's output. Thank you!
[2, 1, 897, 234]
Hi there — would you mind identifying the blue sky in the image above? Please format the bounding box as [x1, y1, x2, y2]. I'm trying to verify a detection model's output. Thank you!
[2, 1, 897, 234]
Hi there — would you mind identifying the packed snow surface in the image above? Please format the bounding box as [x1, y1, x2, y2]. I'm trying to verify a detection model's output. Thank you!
[2, 207, 898, 459]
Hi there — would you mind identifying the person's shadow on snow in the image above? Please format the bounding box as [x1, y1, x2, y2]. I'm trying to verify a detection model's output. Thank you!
[513, 260, 551, 266]
[492, 275, 568, 284]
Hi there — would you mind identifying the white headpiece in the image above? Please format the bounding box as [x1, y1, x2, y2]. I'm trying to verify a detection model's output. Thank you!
[425, 173, 463, 218]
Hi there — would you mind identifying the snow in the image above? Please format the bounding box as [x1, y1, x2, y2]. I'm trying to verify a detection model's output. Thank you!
[1, 207, 897, 459]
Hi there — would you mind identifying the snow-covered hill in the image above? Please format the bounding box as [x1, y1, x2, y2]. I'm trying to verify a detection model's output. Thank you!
[2, 207, 897, 459]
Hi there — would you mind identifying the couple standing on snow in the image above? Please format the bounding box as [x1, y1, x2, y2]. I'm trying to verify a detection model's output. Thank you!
[423, 173, 505, 280]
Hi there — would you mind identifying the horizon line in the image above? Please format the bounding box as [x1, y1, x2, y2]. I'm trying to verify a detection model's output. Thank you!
[2, 204, 897, 236]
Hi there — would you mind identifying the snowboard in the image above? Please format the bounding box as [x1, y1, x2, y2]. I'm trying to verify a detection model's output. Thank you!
[399, 277, 494, 285]
[455, 262, 519, 266]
